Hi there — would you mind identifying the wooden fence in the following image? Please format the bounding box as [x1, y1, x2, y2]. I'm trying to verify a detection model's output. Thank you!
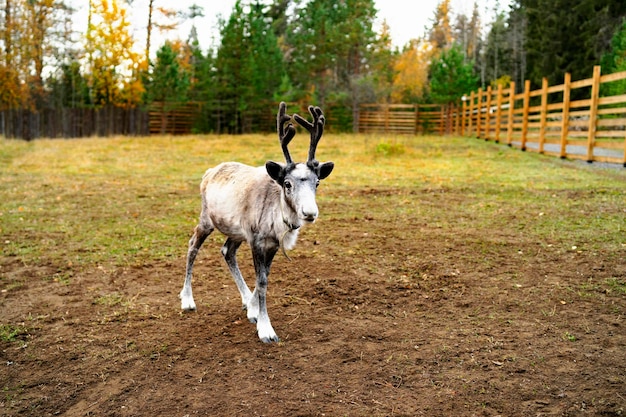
[0, 106, 149, 140]
[358, 103, 454, 135]
[148, 102, 202, 135]
[459, 66, 626, 166]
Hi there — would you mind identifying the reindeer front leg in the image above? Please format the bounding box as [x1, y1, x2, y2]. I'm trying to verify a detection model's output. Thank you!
[250, 241, 279, 343]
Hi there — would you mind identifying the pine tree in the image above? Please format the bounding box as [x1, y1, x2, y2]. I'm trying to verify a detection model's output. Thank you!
[429, 43, 479, 104]
[144, 42, 190, 107]
[47, 60, 92, 108]
[483, 7, 510, 84]
[600, 19, 626, 96]
[520, 0, 626, 88]
[285, 0, 377, 106]
[429, 0, 453, 50]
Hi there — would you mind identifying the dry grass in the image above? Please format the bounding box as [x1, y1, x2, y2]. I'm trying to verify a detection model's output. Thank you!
[1, 133, 625, 269]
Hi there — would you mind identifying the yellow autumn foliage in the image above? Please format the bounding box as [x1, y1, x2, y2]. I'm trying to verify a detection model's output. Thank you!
[86, 0, 145, 107]
[391, 40, 436, 103]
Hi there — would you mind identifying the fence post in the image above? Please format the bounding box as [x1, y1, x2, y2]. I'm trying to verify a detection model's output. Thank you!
[477, 88, 484, 138]
[539, 77, 548, 153]
[495, 84, 503, 143]
[468, 91, 475, 135]
[586, 65, 601, 163]
[460, 98, 467, 135]
[507, 81, 515, 145]
[623, 127, 626, 167]
[521, 80, 531, 151]
[383, 104, 389, 133]
[439, 105, 444, 135]
[485, 86, 492, 140]
[560, 73, 571, 159]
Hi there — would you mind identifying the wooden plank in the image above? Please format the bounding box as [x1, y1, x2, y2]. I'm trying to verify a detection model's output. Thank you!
[469, 91, 475, 135]
[539, 77, 549, 153]
[570, 98, 592, 109]
[597, 94, 626, 106]
[597, 118, 626, 127]
[546, 102, 564, 111]
[597, 106, 626, 115]
[546, 84, 565, 94]
[506, 81, 515, 145]
[570, 78, 594, 89]
[595, 131, 626, 138]
[586, 66, 601, 161]
[476, 88, 483, 138]
[461, 98, 467, 135]
[593, 139, 626, 148]
[622, 129, 626, 168]
[599, 70, 626, 83]
[521, 80, 531, 150]
[485, 85, 492, 140]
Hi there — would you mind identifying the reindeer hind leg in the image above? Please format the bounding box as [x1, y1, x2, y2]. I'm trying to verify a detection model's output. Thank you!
[180, 221, 213, 311]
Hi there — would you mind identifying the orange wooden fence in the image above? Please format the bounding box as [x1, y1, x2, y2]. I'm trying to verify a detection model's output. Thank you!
[358, 103, 456, 135]
[459, 66, 626, 166]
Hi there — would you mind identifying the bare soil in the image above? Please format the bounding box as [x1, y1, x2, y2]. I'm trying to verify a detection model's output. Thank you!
[2, 187, 625, 416]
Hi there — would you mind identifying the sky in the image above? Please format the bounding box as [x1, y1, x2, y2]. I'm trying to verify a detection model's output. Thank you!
[73, 0, 511, 57]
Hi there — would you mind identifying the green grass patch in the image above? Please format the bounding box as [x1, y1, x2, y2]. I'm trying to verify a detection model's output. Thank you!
[0, 324, 28, 342]
[1, 133, 625, 269]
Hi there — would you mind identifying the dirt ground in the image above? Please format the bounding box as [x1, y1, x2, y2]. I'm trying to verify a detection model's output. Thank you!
[1, 185, 625, 416]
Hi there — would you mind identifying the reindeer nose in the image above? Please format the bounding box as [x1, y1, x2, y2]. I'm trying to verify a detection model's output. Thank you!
[302, 209, 318, 222]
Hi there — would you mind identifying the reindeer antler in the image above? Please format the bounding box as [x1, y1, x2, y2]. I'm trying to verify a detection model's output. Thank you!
[277, 102, 296, 165]
[294, 105, 325, 167]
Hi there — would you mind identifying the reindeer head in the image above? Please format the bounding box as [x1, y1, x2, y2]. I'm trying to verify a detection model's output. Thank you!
[266, 102, 334, 223]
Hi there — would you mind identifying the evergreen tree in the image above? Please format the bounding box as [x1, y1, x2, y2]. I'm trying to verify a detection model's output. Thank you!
[214, 1, 286, 133]
[429, 0, 453, 50]
[428, 43, 479, 104]
[244, 3, 284, 106]
[144, 41, 190, 107]
[600, 19, 626, 96]
[285, 0, 377, 106]
[520, 0, 626, 88]
[143, 41, 190, 133]
[504, 2, 527, 91]
[46, 60, 92, 108]
[483, 7, 510, 85]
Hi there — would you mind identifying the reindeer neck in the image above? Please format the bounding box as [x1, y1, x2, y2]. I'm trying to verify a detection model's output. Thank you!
[279, 193, 301, 231]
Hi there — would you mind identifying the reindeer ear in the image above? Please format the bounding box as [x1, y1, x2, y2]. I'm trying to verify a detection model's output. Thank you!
[317, 161, 334, 180]
[265, 161, 285, 184]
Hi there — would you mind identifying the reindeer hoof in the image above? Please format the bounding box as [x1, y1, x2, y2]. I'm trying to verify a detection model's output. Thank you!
[179, 290, 197, 311]
[181, 303, 196, 312]
[259, 335, 280, 344]
[257, 321, 278, 343]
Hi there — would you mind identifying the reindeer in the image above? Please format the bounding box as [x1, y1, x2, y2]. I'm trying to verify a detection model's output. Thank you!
[179, 102, 334, 343]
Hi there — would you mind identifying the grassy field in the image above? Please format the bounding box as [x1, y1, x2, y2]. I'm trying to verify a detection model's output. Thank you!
[2, 133, 624, 267]
[1, 133, 626, 416]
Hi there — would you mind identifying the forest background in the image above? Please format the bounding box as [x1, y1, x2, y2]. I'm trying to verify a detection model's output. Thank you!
[0, 0, 625, 134]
